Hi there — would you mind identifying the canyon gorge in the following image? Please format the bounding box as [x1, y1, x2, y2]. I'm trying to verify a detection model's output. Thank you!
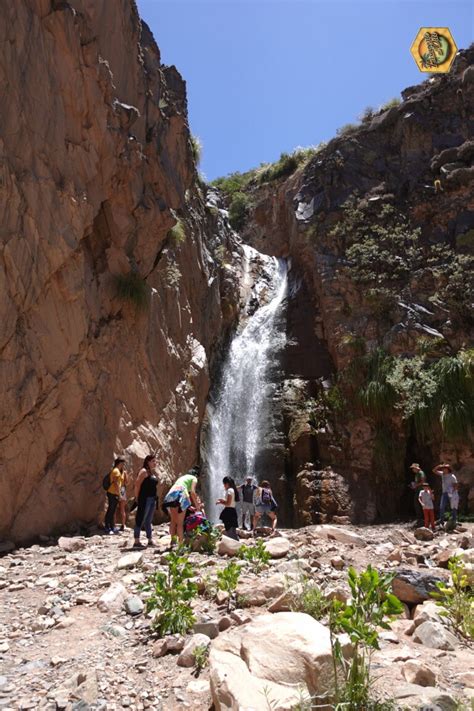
[1, 0, 473, 544]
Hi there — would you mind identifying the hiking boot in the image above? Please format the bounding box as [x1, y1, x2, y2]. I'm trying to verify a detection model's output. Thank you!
[133, 541, 144, 549]
[147, 540, 155, 547]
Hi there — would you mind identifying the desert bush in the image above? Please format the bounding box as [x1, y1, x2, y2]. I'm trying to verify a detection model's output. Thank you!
[142, 546, 198, 637]
[336, 122, 359, 137]
[192, 643, 210, 675]
[288, 574, 330, 620]
[329, 566, 403, 709]
[169, 219, 186, 245]
[190, 135, 202, 166]
[114, 271, 149, 310]
[238, 538, 271, 572]
[379, 96, 401, 111]
[431, 556, 474, 641]
[228, 191, 249, 231]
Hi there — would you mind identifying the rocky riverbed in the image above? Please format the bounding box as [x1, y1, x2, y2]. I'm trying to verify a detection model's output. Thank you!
[0, 522, 473, 711]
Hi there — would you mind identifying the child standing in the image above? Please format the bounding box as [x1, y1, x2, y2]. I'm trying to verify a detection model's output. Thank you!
[418, 482, 435, 531]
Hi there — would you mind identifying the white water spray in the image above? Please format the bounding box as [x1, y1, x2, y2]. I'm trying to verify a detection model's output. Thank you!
[205, 247, 287, 521]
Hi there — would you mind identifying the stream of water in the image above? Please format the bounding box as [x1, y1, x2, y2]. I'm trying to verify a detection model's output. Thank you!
[204, 247, 288, 522]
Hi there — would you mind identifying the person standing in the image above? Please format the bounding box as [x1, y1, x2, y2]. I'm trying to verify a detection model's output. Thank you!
[409, 463, 426, 526]
[105, 457, 125, 534]
[117, 468, 129, 532]
[217, 476, 239, 540]
[162, 465, 201, 542]
[418, 482, 435, 531]
[449, 482, 460, 526]
[133, 454, 158, 548]
[253, 480, 277, 533]
[432, 463, 457, 524]
[238, 476, 257, 530]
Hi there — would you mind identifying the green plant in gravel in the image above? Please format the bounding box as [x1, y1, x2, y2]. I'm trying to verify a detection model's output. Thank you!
[288, 574, 330, 621]
[217, 560, 241, 610]
[192, 643, 210, 676]
[188, 524, 220, 555]
[431, 556, 474, 641]
[141, 545, 198, 637]
[114, 271, 149, 310]
[238, 538, 271, 572]
[329, 565, 403, 710]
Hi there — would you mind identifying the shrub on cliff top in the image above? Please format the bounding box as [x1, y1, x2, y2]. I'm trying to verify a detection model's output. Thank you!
[190, 135, 202, 166]
[228, 191, 249, 232]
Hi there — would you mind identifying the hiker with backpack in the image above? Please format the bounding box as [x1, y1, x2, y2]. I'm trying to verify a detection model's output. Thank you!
[104, 457, 126, 534]
[253, 480, 278, 533]
[162, 465, 201, 543]
[216, 476, 239, 540]
[133, 454, 158, 548]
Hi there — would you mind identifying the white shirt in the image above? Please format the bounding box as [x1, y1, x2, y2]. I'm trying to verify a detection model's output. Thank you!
[225, 488, 236, 508]
[418, 489, 434, 510]
[441, 472, 457, 494]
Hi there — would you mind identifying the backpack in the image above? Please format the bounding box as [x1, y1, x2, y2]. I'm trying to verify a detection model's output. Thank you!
[261, 487, 272, 505]
[102, 471, 112, 491]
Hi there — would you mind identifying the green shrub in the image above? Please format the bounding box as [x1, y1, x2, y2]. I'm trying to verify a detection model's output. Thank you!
[142, 546, 198, 637]
[336, 122, 359, 137]
[190, 135, 202, 166]
[341, 333, 366, 356]
[114, 271, 149, 310]
[188, 525, 220, 555]
[228, 191, 249, 231]
[238, 538, 271, 572]
[193, 643, 210, 675]
[431, 556, 474, 641]
[359, 106, 376, 122]
[211, 169, 256, 199]
[358, 349, 398, 422]
[168, 219, 186, 245]
[329, 566, 403, 709]
[217, 560, 241, 610]
[288, 574, 330, 620]
[379, 96, 401, 111]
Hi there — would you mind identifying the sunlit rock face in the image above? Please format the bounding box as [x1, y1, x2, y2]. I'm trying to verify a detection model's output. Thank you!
[0, 1, 240, 541]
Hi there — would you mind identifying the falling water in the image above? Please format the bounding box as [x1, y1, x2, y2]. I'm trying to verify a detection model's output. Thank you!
[205, 247, 288, 522]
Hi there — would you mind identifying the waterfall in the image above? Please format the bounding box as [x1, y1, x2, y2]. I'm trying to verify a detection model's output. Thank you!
[204, 246, 288, 522]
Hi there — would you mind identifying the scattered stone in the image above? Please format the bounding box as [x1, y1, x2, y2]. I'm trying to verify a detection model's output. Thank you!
[97, 582, 128, 613]
[193, 621, 219, 639]
[456, 671, 474, 687]
[413, 621, 458, 650]
[124, 595, 144, 616]
[177, 633, 211, 667]
[165, 634, 185, 653]
[311, 525, 365, 547]
[402, 660, 436, 686]
[267, 590, 292, 613]
[58, 537, 86, 552]
[332, 516, 351, 525]
[236, 574, 285, 607]
[263, 537, 290, 559]
[217, 537, 244, 557]
[186, 679, 210, 695]
[414, 527, 434, 541]
[330, 556, 345, 570]
[116, 551, 144, 570]
[230, 610, 251, 625]
[218, 616, 232, 632]
[215, 590, 229, 606]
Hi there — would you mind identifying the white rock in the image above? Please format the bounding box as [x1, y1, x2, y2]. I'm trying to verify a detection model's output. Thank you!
[177, 633, 211, 668]
[310, 525, 365, 547]
[116, 551, 144, 570]
[210, 612, 333, 710]
[413, 621, 458, 650]
[97, 582, 127, 613]
[217, 536, 244, 557]
[236, 574, 286, 607]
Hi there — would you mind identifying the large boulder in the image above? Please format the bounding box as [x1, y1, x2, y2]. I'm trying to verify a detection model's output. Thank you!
[209, 612, 334, 710]
[392, 570, 446, 604]
[413, 621, 458, 650]
[217, 536, 244, 557]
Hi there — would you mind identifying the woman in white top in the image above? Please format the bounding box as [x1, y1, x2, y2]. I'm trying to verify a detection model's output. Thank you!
[216, 476, 239, 540]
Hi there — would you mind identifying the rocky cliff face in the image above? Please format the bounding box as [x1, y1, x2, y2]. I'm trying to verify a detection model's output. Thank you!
[236, 49, 474, 523]
[0, 0, 240, 542]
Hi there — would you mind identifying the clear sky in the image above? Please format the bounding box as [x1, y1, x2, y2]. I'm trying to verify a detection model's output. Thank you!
[137, 0, 473, 181]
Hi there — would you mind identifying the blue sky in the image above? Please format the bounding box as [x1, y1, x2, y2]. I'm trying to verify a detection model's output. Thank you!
[137, 0, 473, 180]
